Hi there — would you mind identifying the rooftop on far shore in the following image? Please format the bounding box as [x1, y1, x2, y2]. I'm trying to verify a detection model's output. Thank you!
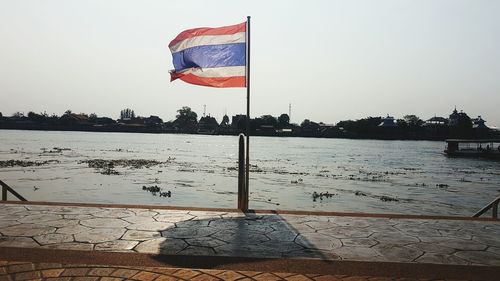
[1, 201, 499, 280]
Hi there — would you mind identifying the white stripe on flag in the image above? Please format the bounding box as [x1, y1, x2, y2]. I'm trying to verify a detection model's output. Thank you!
[169, 32, 246, 53]
[181, 66, 245, 78]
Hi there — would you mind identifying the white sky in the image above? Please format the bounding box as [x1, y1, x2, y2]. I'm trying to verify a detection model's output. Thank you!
[1, 0, 499, 127]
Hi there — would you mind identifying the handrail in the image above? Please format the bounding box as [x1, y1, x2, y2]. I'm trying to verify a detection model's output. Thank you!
[473, 196, 500, 219]
[0, 180, 27, 201]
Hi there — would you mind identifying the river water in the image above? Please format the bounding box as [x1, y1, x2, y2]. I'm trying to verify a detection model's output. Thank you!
[0, 129, 499, 216]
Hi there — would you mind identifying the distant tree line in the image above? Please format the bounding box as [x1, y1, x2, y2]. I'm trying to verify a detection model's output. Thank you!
[0, 107, 497, 140]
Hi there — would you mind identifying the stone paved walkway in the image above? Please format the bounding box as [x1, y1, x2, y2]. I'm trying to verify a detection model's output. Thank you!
[0, 260, 460, 281]
[1, 203, 499, 266]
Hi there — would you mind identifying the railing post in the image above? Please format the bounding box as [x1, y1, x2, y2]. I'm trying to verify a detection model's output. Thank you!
[238, 134, 246, 211]
[1, 185, 6, 201]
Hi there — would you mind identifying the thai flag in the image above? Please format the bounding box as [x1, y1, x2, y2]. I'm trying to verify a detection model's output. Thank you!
[168, 22, 246, 88]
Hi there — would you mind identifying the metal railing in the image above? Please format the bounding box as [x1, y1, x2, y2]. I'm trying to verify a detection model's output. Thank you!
[473, 196, 500, 219]
[0, 180, 27, 201]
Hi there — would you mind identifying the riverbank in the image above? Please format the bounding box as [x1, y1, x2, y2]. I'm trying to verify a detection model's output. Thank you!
[1, 123, 498, 141]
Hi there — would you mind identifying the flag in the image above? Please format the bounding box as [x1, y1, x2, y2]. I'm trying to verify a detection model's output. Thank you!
[168, 22, 246, 88]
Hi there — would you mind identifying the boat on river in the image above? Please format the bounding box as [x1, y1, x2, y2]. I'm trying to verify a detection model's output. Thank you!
[444, 139, 500, 159]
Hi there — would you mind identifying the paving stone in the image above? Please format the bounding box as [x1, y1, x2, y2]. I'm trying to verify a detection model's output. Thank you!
[72, 277, 100, 281]
[472, 232, 500, 247]
[208, 219, 247, 229]
[487, 246, 500, 256]
[134, 238, 187, 254]
[74, 228, 126, 243]
[63, 214, 93, 220]
[419, 237, 487, 251]
[188, 211, 225, 220]
[40, 242, 94, 251]
[175, 219, 210, 228]
[437, 229, 474, 240]
[56, 225, 93, 235]
[330, 217, 374, 228]
[185, 237, 227, 248]
[0, 220, 20, 228]
[340, 238, 378, 247]
[216, 270, 245, 281]
[12, 270, 41, 280]
[302, 220, 338, 231]
[18, 214, 62, 224]
[317, 227, 373, 239]
[373, 244, 423, 262]
[99, 277, 123, 281]
[265, 229, 298, 242]
[60, 268, 90, 276]
[43, 219, 80, 228]
[454, 250, 500, 266]
[212, 229, 269, 244]
[396, 227, 442, 237]
[87, 268, 116, 276]
[0, 236, 40, 248]
[80, 218, 129, 228]
[407, 242, 455, 254]
[93, 209, 136, 218]
[44, 206, 100, 215]
[171, 268, 200, 279]
[369, 232, 420, 245]
[95, 240, 138, 251]
[126, 221, 174, 231]
[162, 226, 218, 239]
[122, 230, 161, 241]
[0, 224, 56, 236]
[121, 215, 157, 224]
[295, 233, 342, 250]
[415, 253, 469, 265]
[41, 269, 65, 278]
[153, 211, 194, 223]
[130, 209, 159, 217]
[33, 233, 74, 245]
[131, 271, 161, 281]
[332, 246, 382, 261]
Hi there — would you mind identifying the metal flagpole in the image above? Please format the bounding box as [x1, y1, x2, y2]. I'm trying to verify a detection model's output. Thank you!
[245, 16, 251, 210]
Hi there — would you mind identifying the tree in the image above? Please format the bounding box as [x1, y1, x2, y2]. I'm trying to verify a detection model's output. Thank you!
[260, 115, 278, 127]
[120, 108, 135, 119]
[403, 115, 424, 128]
[174, 106, 198, 130]
[220, 114, 230, 126]
[64, 110, 72, 115]
[278, 113, 290, 127]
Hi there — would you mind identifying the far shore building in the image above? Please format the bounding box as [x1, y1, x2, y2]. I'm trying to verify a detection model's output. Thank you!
[425, 116, 448, 127]
[378, 115, 397, 127]
[472, 116, 489, 129]
[448, 107, 471, 127]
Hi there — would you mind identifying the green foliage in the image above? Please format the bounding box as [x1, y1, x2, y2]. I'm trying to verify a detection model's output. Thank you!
[120, 108, 135, 119]
[278, 113, 290, 127]
[174, 106, 198, 130]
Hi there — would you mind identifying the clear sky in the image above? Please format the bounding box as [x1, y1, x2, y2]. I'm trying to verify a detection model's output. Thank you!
[1, 0, 499, 127]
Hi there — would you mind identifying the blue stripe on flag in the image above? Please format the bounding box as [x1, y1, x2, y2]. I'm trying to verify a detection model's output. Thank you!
[172, 43, 246, 72]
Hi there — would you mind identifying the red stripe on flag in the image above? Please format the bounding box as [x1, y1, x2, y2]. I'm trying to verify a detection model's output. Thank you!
[171, 72, 245, 88]
[169, 22, 246, 48]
